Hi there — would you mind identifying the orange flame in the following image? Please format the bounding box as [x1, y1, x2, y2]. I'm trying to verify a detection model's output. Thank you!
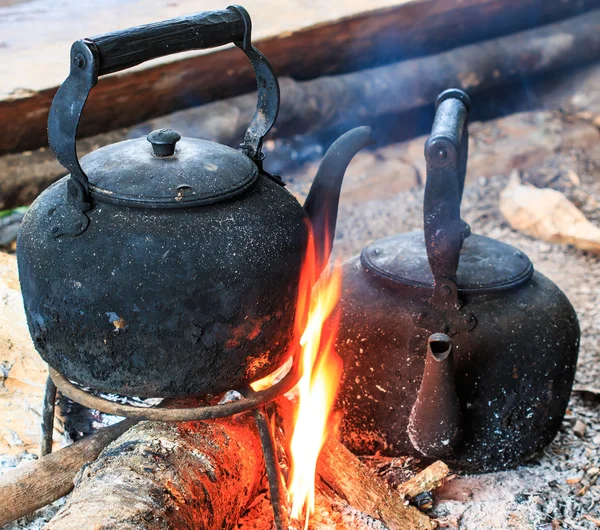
[289, 251, 343, 527]
[250, 228, 344, 529]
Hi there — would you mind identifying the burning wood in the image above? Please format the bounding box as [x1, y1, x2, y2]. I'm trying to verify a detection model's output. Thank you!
[22, 407, 441, 530]
[46, 418, 265, 530]
[317, 436, 435, 530]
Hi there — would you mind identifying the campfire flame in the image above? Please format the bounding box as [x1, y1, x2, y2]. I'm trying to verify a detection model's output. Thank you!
[288, 235, 343, 528]
[250, 228, 344, 529]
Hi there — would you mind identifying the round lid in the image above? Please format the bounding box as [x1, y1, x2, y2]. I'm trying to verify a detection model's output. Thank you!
[361, 231, 534, 293]
[79, 129, 258, 208]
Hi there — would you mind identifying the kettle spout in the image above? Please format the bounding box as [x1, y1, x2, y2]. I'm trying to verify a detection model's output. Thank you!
[304, 126, 372, 267]
[408, 333, 462, 458]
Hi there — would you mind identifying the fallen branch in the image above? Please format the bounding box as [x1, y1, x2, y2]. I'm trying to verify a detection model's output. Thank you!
[0, 419, 137, 527]
[46, 417, 265, 530]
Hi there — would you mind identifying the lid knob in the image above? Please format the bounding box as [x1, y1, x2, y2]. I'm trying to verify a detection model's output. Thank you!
[147, 129, 181, 157]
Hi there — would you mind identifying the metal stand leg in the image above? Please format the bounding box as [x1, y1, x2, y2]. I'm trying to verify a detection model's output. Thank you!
[253, 406, 288, 530]
[41, 374, 57, 456]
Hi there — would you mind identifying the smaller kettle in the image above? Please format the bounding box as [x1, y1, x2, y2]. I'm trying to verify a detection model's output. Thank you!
[335, 89, 580, 472]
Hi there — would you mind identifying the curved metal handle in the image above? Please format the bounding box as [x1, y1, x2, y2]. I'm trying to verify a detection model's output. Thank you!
[423, 89, 470, 306]
[47, 5, 279, 222]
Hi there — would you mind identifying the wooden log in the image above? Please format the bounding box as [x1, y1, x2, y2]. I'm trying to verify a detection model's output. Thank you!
[1, 0, 598, 155]
[45, 417, 265, 530]
[0, 419, 137, 527]
[41, 397, 434, 530]
[184, 10, 600, 143]
[2, 12, 600, 210]
[274, 397, 434, 529]
[317, 435, 434, 530]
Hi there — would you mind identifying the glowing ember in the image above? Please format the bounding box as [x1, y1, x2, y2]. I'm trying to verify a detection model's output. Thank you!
[249, 228, 343, 529]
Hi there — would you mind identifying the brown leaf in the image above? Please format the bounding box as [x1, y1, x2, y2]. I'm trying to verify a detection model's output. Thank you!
[499, 173, 600, 253]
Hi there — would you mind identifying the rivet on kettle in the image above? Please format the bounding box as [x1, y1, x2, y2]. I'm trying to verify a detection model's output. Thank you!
[72, 54, 86, 69]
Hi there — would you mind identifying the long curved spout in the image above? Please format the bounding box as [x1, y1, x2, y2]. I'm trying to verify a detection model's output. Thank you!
[408, 333, 462, 458]
[303, 126, 371, 268]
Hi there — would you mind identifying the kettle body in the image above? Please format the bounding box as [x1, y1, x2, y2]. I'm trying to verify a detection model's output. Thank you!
[17, 7, 370, 397]
[18, 170, 307, 397]
[337, 233, 579, 471]
[336, 90, 580, 472]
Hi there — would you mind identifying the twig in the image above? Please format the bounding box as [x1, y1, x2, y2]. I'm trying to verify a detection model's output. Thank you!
[396, 461, 450, 499]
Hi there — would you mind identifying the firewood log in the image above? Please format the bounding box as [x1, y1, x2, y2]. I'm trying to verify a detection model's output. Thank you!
[2, 10, 600, 210]
[45, 417, 265, 530]
[2, 0, 597, 156]
[42, 401, 440, 530]
[318, 436, 434, 530]
[0, 419, 137, 527]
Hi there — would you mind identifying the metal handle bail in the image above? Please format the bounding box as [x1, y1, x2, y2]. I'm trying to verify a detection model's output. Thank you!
[47, 5, 280, 237]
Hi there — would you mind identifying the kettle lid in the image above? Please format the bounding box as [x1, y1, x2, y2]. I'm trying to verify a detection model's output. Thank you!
[80, 129, 258, 208]
[361, 231, 534, 293]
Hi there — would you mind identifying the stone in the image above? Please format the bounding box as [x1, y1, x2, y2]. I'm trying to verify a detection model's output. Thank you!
[573, 420, 587, 438]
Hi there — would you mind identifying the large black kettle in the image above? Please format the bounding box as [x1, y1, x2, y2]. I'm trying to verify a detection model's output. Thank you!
[17, 6, 370, 398]
[335, 90, 579, 472]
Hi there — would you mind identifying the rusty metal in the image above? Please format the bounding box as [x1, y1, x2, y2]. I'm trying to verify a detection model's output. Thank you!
[48, 361, 300, 422]
[251, 404, 289, 530]
[336, 89, 580, 472]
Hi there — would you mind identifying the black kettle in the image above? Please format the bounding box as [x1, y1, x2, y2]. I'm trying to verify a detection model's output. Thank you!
[17, 6, 370, 398]
[335, 90, 579, 472]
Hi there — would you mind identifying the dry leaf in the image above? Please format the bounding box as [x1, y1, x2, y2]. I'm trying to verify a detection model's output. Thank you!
[499, 173, 600, 253]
